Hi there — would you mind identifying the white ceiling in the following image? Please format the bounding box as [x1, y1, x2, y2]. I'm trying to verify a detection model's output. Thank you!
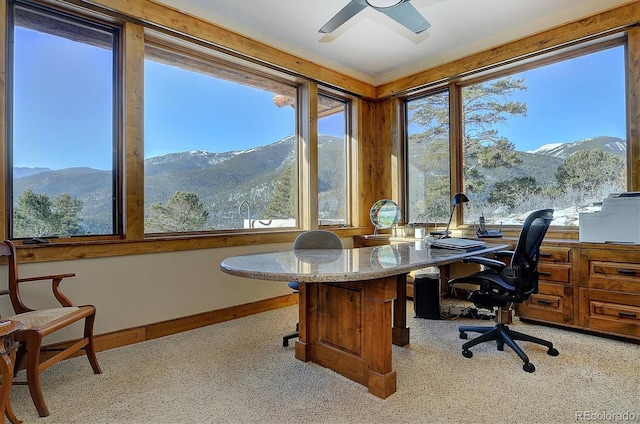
[155, 0, 631, 85]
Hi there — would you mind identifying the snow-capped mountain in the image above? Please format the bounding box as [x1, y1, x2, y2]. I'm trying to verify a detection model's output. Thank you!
[527, 136, 625, 158]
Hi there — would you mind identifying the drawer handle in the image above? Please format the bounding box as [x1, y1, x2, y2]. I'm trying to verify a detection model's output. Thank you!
[618, 312, 637, 319]
[538, 271, 552, 277]
[539, 252, 552, 257]
[616, 269, 637, 276]
[535, 299, 553, 305]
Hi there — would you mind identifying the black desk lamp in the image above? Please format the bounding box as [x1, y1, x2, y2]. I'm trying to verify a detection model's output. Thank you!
[442, 192, 469, 238]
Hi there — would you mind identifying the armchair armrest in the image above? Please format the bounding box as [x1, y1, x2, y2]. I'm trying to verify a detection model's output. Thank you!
[17, 273, 76, 284]
[462, 256, 507, 270]
[15, 273, 77, 309]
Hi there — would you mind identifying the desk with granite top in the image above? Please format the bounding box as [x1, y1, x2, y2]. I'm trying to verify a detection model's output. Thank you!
[220, 241, 509, 398]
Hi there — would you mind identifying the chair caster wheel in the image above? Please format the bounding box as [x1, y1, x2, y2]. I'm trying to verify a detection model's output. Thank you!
[459, 332, 468, 339]
[547, 347, 559, 356]
[462, 350, 473, 358]
[523, 362, 535, 373]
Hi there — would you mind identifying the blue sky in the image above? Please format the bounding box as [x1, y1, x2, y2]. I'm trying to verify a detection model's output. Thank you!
[500, 46, 626, 151]
[144, 60, 298, 159]
[14, 28, 626, 170]
[13, 29, 114, 170]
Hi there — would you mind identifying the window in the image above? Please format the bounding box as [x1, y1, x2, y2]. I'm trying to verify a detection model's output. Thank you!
[461, 43, 627, 227]
[144, 41, 298, 233]
[406, 90, 451, 226]
[405, 41, 628, 231]
[318, 94, 349, 226]
[9, 1, 120, 239]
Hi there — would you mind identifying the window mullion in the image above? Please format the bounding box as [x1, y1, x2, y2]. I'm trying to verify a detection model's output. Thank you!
[124, 22, 145, 240]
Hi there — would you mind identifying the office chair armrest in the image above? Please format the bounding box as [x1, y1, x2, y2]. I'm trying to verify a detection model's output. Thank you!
[494, 250, 514, 258]
[462, 256, 507, 270]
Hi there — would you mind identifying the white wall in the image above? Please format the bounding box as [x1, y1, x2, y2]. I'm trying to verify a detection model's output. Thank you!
[0, 242, 298, 343]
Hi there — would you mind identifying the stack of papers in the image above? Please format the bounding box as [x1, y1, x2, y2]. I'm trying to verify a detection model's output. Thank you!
[431, 238, 486, 251]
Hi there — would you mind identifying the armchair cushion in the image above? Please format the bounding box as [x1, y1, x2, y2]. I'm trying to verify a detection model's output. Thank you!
[5, 307, 81, 329]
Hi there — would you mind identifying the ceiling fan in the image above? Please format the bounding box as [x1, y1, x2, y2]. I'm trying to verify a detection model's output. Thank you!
[319, 0, 430, 34]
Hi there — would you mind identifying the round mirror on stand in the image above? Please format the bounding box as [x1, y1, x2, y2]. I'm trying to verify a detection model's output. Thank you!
[369, 199, 400, 235]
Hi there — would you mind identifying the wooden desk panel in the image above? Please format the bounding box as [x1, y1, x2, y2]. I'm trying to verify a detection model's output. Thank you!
[296, 278, 397, 398]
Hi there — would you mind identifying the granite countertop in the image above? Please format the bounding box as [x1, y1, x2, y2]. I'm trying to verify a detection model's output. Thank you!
[220, 241, 509, 283]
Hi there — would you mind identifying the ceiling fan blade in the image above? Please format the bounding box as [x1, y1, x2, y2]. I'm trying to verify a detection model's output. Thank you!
[319, 0, 368, 33]
[378, 1, 431, 34]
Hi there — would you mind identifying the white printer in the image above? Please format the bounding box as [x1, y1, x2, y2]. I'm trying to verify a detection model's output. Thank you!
[579, 192, 640, 244]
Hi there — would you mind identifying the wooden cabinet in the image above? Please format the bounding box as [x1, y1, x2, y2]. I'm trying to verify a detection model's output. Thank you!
[517, 246, 575, 326]
[578, 247, 640, 339]
[354, 235, 640, 341]
[517, 242, 639, 341]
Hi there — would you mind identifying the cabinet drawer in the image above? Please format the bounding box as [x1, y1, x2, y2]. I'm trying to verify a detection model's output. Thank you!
[580, 248, 640, 289]
[529, 293, 562, 309]
[538, 263, 571, 284]
[578, 288, 640, 339]
[591, 301, 640, 320]
[517, 282, 573, 325]
[590, 261, 640, 279]
[585, 261, 640, 293]
[539, 246, 571, 263]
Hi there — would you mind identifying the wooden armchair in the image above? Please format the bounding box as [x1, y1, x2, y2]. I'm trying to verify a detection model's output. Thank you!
[0, 240, 101, 417]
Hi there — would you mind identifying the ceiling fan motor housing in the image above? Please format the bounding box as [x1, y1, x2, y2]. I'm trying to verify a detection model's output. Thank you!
[366, 0, 405, 9]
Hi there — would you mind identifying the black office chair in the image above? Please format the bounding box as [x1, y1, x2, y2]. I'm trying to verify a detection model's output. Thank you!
[449, 209, 558, 372]
[282, 230, 343, 347]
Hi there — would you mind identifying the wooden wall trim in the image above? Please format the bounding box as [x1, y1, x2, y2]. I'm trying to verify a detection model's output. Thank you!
[376, 1, 640, 98]
[628, 25, 640, 190]
[11, 227, 370, 264]
[80, 0, 376, 99]
[0, 0, 7, 242]
[355, 99, 382, 228]
[123, 22, 146, 239]
[389, 98, 402, 206]
[298, 83, 319, 228]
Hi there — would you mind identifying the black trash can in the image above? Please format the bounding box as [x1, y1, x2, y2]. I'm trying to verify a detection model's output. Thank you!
[413, 274, 441, 319]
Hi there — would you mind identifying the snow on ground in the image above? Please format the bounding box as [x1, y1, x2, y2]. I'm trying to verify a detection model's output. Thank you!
[491, 204, 602, 227]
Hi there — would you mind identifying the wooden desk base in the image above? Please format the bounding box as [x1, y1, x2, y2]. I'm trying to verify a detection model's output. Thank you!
[295, 276, 398, 398]
[393, 274, 410, 346]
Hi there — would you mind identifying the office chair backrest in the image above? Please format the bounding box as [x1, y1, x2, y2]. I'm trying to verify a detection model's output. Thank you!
[293, 230, 343, 250]
[510, 209, 554, 299]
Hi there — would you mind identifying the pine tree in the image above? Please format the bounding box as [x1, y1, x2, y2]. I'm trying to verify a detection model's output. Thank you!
[409, 76, 527, 197]
[145, 191, 210, 232]
[13, 189, 84, 238]
[556, 150, 624, 206]
[265, 165, 295, 219]
[489, 177, 540, 209]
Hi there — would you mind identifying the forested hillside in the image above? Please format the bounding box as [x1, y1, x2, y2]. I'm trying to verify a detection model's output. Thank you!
[12, 135, 625, 235]
[13, 134, 344, 233]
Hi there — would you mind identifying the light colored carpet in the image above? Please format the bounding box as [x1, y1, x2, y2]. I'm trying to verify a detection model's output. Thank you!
[8, 304, 640, 424]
